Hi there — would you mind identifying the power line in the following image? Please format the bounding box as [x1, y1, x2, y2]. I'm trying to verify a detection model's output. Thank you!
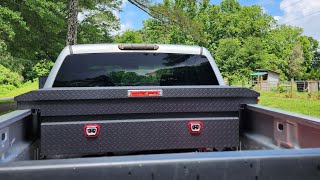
[283, 9, 320, 24]
[280, 0, 302, 10]
[127, 0, 168, 23]
[127, 0, 204, 42]
[127, 0, 153, 18]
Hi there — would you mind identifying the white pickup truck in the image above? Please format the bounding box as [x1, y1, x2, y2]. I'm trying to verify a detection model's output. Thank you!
[0, 44, 320, 180]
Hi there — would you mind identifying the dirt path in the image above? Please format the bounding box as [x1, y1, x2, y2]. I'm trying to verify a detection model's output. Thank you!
[0, 101, 17, 115]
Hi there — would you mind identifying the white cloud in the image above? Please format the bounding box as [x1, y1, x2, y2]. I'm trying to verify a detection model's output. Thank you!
[273, 15, 281, 21]
[110, 0, 139, 35]
[277, 0, 320, 42]
[121, 0, 128, 8]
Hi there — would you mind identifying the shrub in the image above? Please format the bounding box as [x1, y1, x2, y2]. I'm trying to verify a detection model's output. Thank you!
[27, 60, 54, 80]
[0, 64, 23, 87]
[278, 86, 285, 93]
[33, 60, 54, 77]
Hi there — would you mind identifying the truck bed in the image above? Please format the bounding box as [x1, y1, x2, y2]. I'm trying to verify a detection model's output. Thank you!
[1, 102, 320, 179]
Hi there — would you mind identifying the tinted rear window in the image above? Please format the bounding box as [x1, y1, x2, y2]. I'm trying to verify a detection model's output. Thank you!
[53, 53, 218, 87]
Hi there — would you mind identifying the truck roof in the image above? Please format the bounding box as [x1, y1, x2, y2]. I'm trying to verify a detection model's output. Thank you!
[69, 44, 204, 55]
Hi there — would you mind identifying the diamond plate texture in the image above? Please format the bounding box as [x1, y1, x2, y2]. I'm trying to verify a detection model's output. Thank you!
[14, 87, 256, 156]
[41, 112, 239, 122]
[41, 117, 239, 156]
[15, 87, 259, 101]
[18, 98, 257, 116]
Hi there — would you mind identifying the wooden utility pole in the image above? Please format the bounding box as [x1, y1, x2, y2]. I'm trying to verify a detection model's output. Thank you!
[66, 0, 79, 45]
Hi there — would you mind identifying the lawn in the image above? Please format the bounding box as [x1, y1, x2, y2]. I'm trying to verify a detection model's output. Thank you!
[0, 80, 38, 98]
[259, 91, 320, 118]
[0, 80, 38, 116]
[0, 83, 320, 118]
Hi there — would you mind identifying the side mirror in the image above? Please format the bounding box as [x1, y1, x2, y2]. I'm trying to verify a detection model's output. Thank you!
[39, 76, 48, 89]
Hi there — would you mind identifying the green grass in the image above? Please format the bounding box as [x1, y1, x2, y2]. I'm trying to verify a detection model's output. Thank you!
[0, 110, 13, 116]
[259, 91, 320, 118]
[0, 99, 14, 104]
[0, 80, 38, 98]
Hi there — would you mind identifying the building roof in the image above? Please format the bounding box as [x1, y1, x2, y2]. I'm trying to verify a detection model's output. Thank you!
[250, 72, 267, 76]
[256, 69, 280, 74]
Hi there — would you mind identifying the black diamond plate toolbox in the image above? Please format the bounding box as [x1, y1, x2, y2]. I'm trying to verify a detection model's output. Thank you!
[15, 86, 259, 116]
[15, 86, 258, 156]
[41, 117, 239, 156]
[15, 86, 259, 101]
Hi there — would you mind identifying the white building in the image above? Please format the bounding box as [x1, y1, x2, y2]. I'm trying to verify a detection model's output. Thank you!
[250, 69, 280, 90]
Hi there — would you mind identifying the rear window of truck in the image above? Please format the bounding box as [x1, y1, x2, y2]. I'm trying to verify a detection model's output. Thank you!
[53, 53, 219, 87]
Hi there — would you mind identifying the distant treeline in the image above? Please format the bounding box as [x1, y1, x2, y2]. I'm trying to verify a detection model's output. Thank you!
[0, 0, 319, 88]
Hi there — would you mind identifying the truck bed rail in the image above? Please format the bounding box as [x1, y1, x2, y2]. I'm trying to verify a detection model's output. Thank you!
[0, 110, 37, 162]
[243, 104, 320, 149]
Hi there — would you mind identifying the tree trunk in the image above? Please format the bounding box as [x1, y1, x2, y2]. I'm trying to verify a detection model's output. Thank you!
[66, 0, 79, 45]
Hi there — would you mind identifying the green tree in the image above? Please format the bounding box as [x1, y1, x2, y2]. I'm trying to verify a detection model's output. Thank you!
[139, 0, 319, 81]
[0, 4, 28, 75]
[0, 0, 122, 81]
[140, 0, 209, 45]
[1, 0, 67, 60]
[220, 0, 240, 13]
[0, 5, 27, 44]
[27, 60, 54, 80]
[114, 30, 143, 43]
[1, 0, 319, 84]
[288, 43, 304, 79]
[215, 38, 242, 84]
[77, 0, 122, 44]
[0, 0, 67, 81]
[141, 19, 171, 44]
[312, 51, 320, 70]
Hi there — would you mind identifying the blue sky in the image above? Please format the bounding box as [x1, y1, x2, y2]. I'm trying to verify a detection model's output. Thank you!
[117, 0, 320, 41]
[119, 0, 283, 30]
